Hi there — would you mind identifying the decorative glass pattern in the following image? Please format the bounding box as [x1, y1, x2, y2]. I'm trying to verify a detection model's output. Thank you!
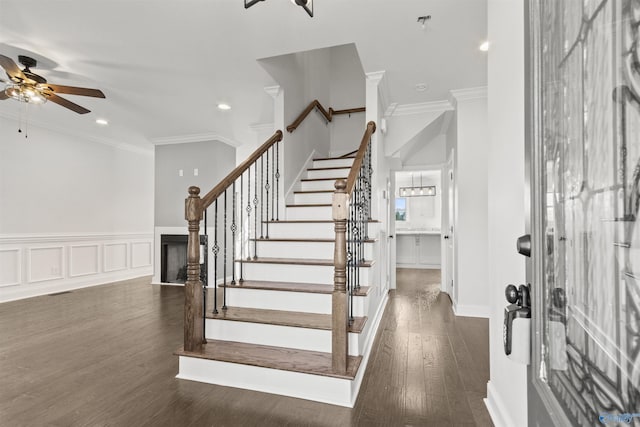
[538, 0, 640, 424]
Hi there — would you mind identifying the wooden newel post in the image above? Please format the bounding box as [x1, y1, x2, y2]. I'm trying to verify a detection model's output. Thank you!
[184, 186, 204, 352]
[332, 179, 349, 374]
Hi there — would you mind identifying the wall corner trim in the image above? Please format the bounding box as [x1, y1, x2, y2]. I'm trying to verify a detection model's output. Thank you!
[485, 380, 518, 427]
[452, 302, 491, 318]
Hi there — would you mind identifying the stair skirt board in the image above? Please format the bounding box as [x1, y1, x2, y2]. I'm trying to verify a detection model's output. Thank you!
[205, 319, 362, 356]
[177, 355, 361, 407]
[253, 240, 374, 260]
[224, 287, 370, 316]
[176, 290, 389, 407]
[240, 262, 372, 285]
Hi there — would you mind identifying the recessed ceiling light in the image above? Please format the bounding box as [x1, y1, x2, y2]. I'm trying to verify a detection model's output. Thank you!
[96, 118, 108, 125]
[217, 103, 231, 110]
[415, 83, 428, 92]
[479, 41, 490, 52]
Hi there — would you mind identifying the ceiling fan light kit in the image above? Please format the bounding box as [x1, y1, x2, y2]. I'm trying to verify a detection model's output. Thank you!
[245, 0, 313, 17]
[0, 54, 105, 115]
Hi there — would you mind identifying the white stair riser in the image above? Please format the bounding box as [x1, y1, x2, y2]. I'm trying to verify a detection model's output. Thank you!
[306, 168, 350, 179]
[256, 240, 373, 260]
[294, 192, 333, 204]
[205, 319, 361, 356]
[241, 262, 371, 285]
[266, 222, 334, 239]
[312, 158, 354, 169]
[301, 180, 340, 191]
[286, 205, 332, 220]
[224, 287, 368, 316]
[177, 356, 357, 407]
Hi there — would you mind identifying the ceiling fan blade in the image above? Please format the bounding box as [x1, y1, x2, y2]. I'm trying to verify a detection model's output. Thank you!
[44, 84, 105, 98]
[0, 54, 28, 82]
[46, 93, 91, 114]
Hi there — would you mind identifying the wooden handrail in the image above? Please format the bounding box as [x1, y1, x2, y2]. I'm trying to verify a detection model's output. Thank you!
[345, 121, 376, 195]
[200, 130, 283, 209]
[286, 99, 365, 133]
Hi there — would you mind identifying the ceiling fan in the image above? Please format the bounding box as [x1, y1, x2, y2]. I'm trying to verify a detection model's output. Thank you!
[0, 54, 105, 114]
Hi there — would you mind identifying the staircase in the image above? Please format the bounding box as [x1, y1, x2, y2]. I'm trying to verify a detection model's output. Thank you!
[175, 113, 384, 407]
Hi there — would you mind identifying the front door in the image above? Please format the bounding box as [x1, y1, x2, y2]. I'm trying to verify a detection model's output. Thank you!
[527, 1, 640, 425]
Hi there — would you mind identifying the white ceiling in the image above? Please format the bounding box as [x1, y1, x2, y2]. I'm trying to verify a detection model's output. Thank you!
[0, 0, 487, 151]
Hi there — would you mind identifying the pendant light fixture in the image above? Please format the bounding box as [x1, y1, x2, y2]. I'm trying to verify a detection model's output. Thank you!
[245, 0, 313, 17]
[399, 172, 436, 197]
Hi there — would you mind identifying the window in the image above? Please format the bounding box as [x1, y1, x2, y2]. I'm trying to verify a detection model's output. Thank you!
[395, 198, 407, 221]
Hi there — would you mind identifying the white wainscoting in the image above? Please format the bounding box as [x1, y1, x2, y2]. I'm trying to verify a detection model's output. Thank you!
[0, 233, 153, 303]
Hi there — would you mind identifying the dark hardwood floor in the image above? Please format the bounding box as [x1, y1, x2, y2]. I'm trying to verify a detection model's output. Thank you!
[0, 269, 492, 426]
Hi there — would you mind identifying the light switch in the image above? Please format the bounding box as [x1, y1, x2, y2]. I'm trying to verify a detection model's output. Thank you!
[194, 168, 199, 176]
[179, 169, 183, 177]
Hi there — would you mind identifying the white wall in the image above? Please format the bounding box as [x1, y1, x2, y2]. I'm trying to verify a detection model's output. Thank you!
[403, 134, 447, 167]
[485, 1, 528, 426]
[0, 116, 154, 302]
[329, 44, 366, 156]
[450, 90, 489, 318]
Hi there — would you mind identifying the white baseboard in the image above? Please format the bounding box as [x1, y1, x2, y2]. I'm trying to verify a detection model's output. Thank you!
[452, 302, 490, 318]
[485, 380, 519, 427]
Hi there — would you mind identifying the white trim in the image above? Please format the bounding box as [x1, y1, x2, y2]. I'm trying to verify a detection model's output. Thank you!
[103, 243, 129, 273]
[264, 85, 281, 99]
[365, 70, 388, 113]
[452, 302, 490, 318]
[150, 133, 242, 148]
[249, 123, 274, 133]
[0, 111, 153, 155]
[27, 246, 64, 283]
[68, 244, 100, 278]
[449, 86, 488, 105]
[396, 263, 441, 270]
[131, 241, 153, 268]
[392, 100, 454, 117]
[0, 248, 21, 287]
[484, 380, 516, 427]
[0, 232, 152, 245]
[284, 149, 317, 209]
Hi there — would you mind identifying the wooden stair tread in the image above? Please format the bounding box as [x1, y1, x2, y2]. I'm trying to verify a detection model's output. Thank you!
[264, 219, 380, 223]
[175, 340, 362, 380]
[206, 306, 367, 333]
[293, 190, 334, 194]
[286, 203, 332, 207]
[251, 237, 376, 243]
[307, 166, 352, 171]
[237, 257, 374, 267]
[300, 177, 347, 182]
[313, 155, 355, 161]
[221, 280, 371, 296]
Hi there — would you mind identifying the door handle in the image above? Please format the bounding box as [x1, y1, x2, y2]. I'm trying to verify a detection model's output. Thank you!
[388, 235, 394, 239]
[443, 235, 449, 239]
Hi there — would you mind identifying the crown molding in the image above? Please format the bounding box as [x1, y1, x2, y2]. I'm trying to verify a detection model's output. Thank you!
[365, 70, 389, 113]
[383, 102, 398, 118]
[0, 110, 153, 156]
[264, 85, 281, 99]
[249, 122, 274, 132]
[150, 132, 242, 148]
[449, 86, 488, 106]
[391, 100, 454, 117]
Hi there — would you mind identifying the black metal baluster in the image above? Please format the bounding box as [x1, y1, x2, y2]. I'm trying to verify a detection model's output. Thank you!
[247, 166, 252, 260]
[265, 149, 270, 239]
[223, 189, 228, 310]
[240, 173, 244, 282]
[253, 162, 258, 259]
[213, 200, 219, 314]
[231, 181, 237, 285]
[276, 141, 280, 221]
[260, 155, 264, 239]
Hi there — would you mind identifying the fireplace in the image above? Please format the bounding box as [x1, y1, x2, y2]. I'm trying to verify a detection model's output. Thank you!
[160, 234, 207, 284]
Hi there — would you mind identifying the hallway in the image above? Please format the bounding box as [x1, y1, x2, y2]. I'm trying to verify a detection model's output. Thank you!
[0, 269, 492, 426]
